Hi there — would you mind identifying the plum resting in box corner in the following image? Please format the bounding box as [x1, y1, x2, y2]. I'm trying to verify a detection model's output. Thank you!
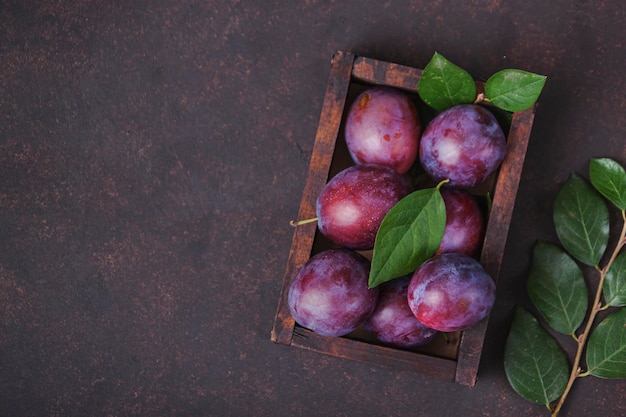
[271, 50, 537, 387]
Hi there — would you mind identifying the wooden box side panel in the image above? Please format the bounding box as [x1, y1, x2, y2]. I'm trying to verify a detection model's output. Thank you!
[292, 327, 458, 381]
[351, 56, 422, 91]
[479, 105, 537, 281]
[271, 51, 356, 344]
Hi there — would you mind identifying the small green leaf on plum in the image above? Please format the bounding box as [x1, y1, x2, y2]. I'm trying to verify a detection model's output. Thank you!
[417, 52, 476, 111]
[369, 183, 446, 288]
[485, 69, 546, 112]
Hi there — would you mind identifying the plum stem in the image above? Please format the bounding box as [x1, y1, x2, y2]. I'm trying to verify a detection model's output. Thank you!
[290, 217, 319, 227]
[435, 179, 450, 190]
[551, 209, 626, 417]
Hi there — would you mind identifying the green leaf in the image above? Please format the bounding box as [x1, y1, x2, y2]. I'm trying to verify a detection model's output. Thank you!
[586, 307, 626, 378]
[553, 173, 609, 267]
[604, 251, 626, 307]
[369, 183, 446, 288]
[589, 157, 626, 210]
[417, 52, 476, 111]
[485, 69, 547, 112]
[504, 306, 569, 406]
[527, 241, 588, 334]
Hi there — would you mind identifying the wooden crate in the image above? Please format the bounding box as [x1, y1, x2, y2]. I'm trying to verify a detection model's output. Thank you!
[271, 50, 537, 387]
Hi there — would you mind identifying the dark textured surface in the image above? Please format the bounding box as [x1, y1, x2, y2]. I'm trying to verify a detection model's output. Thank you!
[1, 1, 626, 416]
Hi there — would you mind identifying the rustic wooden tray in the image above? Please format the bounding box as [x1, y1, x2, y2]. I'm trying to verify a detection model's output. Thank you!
[271, 50, 537, 386]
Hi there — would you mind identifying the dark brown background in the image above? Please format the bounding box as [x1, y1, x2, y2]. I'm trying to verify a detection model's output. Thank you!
[2, 1, 625, 416]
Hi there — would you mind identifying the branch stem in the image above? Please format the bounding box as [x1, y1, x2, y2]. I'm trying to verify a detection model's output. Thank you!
[551, 209, 626, 417]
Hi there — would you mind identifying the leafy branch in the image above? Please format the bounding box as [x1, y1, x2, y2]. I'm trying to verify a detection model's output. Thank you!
[504, 158, 626, 416]
[553, 211, 626, 416]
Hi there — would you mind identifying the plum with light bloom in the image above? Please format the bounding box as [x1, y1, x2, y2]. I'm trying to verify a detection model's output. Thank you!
[407, 253, 495, 332]
[364, 276, 437, 348]
[345, 86, 421, 174]
[419, 104, 506, 188]
[437, 188, 485, 257]
[315, 164, 411, 250]
[288, 249, 379, 337]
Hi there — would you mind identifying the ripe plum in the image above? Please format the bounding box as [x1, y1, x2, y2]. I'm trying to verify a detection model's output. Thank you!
[288, 249, 379, 337]
[419, 104, 506, 188]
[364, 276, 437, 348]
[437, 188, 485, 256]
[345, 87, 421, 174]
[316, 164, 411, 250]
[407, 253, 495, 332]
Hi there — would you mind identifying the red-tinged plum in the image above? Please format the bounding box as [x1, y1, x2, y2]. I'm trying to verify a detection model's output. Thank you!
[437, 188, 485, 257]
[288, 249, 379, 337]
[419, 104, 506, 188]
[364, 276, 437, 348]
[316, 164, 411, 250]
[345, 87, 421, 174]
[407, 253, 495, 332]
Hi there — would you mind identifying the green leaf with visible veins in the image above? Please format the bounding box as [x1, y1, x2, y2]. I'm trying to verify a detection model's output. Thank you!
[485, 69, 546, 112]
[369, 183, 446, 288]
[604, 251, 626, 307]
[417, 52, 476, 111]
[586, 307, 626, 379]
[527, 241, 588, 334]
[589, 157, 626, 210]
[553, 173, 609, 267]
[504, 306, 569, 406]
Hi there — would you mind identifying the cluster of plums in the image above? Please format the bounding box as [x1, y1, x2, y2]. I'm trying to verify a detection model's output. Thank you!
[288, 86, 502, 348]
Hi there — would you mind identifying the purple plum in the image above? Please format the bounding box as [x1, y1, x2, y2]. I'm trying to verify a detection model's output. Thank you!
[288, 249, 379, 337]
[407, 253, 495, 332]
[345, 87, 421, 174]
[316, 164, 411, 250]
[419, 104, 506, 188]
[364, 276, 437, 348]
[437, 188, 485, 257]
